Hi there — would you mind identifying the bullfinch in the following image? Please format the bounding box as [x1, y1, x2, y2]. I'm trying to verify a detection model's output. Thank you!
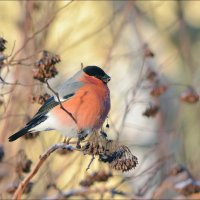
[8, 66, 111, 142]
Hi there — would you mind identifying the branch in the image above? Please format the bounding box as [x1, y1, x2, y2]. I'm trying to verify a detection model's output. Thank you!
[12, 143, 77, 200]
[86, 154, 95, 171]
[9, 1, 73, 63]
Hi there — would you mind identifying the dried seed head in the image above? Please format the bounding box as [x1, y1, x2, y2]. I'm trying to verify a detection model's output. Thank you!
[180, 87, 199, 104]
[146, 68, 157, 82]
[31, 93, 50, 105]
[143, 104, 160, 117]
[150, 84, 167, 97]
[15, 150, 32, 175]
[100, 145, 138, 172]
[82, 141, 106, 156]
[82, 132, 138, 172]
[33, 50, 60, 82]
[22, 159, 32, 173]
[79, 170, 112, 187]
[82, 133, 108, 156]
[98, 142, 138, 172]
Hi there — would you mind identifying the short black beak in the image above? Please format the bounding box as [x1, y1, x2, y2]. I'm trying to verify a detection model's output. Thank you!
[102, 75, 111, 83]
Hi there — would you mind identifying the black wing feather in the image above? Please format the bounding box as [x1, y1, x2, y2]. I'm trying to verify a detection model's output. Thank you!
[8, 93, 75, 142]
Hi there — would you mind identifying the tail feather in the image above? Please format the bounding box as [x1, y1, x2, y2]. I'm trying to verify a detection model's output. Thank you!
[8, 114, 47, 142]
[8, 126, 31, 142]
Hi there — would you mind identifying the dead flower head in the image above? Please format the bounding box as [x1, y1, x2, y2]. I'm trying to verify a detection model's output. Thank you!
[82, 132, 108, 156]
[31, 93, 50, 105]
[99, 145, 138, 172]
[180, 87, 199, 104]
[143, 103, 160, 117]
[82, 132, 138, 172]
[15, 150, 32, 175]
[33, 50, 60, 82]
[146, 68, 157, 82]
[150, 84, 167, 97]
[79, 170, 112, 187]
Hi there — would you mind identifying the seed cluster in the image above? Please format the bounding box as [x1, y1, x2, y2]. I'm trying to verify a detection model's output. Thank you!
[146, 69, 157, 82]
[99, 145, 138, 172]
[150, 84, 167, 97]
[143, 104, 160, 117]
[110, 146, 138, 172]
[33, 50, 60, 82]
[15, 150, 32, 175]
[180, 87, 199, 104]
[31, 93, 51, 105]
[82, 133, 138, 172]
[79, 170, 112, 187]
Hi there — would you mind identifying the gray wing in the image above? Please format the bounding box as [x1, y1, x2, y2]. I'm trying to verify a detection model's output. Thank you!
[56, 81, 83, 101]
[30, 78, 84, 123]
[8, 71, 85, 141]
[54, 70, 84, 101]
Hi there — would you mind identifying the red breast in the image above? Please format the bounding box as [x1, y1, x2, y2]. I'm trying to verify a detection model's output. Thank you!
[50, 73, 110, 131]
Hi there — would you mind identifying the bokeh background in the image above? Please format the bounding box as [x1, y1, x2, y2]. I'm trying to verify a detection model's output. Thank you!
[0, 1, 200, 199]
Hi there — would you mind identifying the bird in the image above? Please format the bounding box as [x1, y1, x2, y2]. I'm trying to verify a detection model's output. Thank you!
[8, 66, 111, 145]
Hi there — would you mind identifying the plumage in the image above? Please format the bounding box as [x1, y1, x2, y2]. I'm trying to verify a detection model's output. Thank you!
[8, 66, 111, 142]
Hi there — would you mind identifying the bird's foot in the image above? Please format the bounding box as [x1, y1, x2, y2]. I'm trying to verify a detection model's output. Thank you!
[63, 137, 70, 144]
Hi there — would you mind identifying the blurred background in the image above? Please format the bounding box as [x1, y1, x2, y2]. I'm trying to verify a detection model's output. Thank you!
[0, 1, 200, 199]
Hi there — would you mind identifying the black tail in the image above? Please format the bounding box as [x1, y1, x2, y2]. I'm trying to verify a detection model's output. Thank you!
[8, 126, 31, 142]
[8, 113, 48, 142]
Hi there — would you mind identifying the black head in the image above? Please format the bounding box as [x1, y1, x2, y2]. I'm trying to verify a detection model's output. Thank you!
[83, 66, 111, 83]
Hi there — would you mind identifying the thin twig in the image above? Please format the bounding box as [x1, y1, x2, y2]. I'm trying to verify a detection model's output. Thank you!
[12, 143, 77, 200]
[86, 154, 95, 171]
[9, 1, 73, 63]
